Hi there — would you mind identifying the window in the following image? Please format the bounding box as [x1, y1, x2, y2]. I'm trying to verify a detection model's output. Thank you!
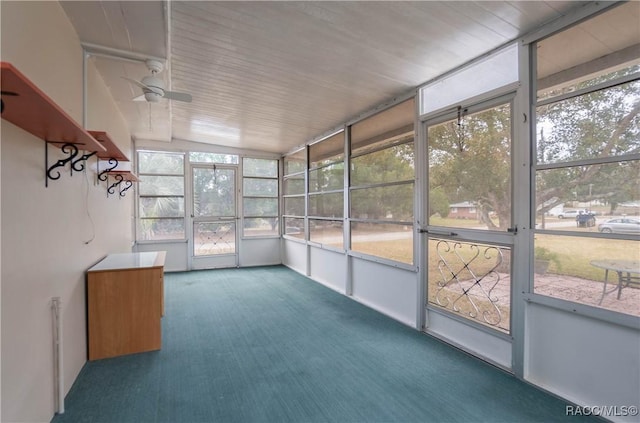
[533, 2, 640, 317]
[242, 158, 279, 237]
[137, 151, 185, 240]
[349, 98, 415, 264]
[420, 43, 518, 115]
[309, 132, 344, 249]
[283, 149, 306, 240]
[189, 152, 238, 164]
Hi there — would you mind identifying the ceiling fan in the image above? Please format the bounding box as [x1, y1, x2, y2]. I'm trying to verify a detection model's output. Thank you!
[123, 59, 192, 103]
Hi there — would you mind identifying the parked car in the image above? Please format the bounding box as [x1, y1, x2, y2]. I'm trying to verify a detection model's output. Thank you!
[597, 218, 640, 234]
[557, 210, 592, 219]
[557, 210, 580, 219]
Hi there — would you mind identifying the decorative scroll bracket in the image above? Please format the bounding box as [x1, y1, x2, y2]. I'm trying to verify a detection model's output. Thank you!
[119, 180, 133, 197]
[45, 142, 97, 187]
[97, 157, 119, 183]
[72, 151, 97, 172]
[107, 173, 124, 197]
[46, 142, 77, 187]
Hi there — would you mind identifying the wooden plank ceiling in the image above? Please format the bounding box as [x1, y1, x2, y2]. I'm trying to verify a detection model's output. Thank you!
[61, 1, 593, 154]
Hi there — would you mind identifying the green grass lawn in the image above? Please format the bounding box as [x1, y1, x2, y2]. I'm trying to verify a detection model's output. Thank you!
[535, 234, 639, 281]
[351, 239, 413, 264]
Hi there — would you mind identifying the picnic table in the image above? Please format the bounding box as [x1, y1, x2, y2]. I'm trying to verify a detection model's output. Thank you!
[590, 260, 640, 305]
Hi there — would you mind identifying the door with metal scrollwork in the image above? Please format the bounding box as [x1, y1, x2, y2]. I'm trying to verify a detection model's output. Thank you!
[191, 165, 238, 269]
[423, 95, 515, 369]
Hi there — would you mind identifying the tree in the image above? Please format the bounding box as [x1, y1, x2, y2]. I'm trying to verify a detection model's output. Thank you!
[350, 142, 415, 220]
[428, 104, 511, 230]
[138, 151, 185, 240]
[428, 75, 639, 231]
[535, 78, 640, 217]
[309, 162, 344, 218]
[429, 187, 450, 218]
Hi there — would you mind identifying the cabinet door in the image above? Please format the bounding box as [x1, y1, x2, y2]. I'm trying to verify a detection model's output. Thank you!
[88, 268, 162, 360]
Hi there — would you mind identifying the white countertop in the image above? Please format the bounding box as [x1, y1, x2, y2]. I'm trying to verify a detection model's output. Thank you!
[88, 251, 166, 272]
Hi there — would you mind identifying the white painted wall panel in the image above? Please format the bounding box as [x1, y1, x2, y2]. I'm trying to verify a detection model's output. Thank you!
[282, 239, 306, 275]
[351, 258, 417, 327]
[240, 238, 281, 267]
[1, 2, 133, 421]
[309, 247, 346, 293]
[427, 309, 512, 370]
[525, 303, 640, 423]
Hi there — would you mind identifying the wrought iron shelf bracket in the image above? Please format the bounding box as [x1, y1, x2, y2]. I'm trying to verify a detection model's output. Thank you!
[107, 173, 124, 197]
[45, 141, 97, 187]
[105, 173, 135, 198]
[97, 157, 119, 182]
[119, 180, 133, 197]
[72, 151, 98, 173]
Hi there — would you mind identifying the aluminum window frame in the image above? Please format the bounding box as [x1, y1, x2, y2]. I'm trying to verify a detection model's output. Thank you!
[348, 99, 416, 266]
[528, 7, 640, 323]
[136, 150, 187, 242]
[242, 157, 280, 239]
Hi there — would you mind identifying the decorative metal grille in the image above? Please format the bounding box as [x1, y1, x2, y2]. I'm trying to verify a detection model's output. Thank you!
[429, 239, 510, 331]
[194, 222, 236, 256]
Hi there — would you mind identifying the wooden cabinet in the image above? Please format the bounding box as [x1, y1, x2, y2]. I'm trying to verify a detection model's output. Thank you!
[87, 251, 166, 361]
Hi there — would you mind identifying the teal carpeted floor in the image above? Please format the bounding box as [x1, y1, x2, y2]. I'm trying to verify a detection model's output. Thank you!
[53, 265, 593, 423]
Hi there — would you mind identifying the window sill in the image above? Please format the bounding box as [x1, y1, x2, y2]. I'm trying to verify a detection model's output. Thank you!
[524, 293, 640, 330]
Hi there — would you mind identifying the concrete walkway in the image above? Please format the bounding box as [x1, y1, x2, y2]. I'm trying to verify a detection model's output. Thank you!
[534, 273, 640, 316]
[434, 271, 639, 333]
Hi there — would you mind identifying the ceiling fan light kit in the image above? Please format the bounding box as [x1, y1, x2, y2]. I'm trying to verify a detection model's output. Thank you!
[141, 75, 164, 102]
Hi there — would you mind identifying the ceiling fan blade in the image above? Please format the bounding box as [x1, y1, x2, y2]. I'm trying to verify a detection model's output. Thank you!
[121, 76, 149, 90]
[132, 94, 146, 102]
[163, 90, 192, 103]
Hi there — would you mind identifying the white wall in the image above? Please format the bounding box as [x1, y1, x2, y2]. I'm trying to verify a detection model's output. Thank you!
[427, 309, 512, 370]
[525, 303, 640, 422]
[240, 238, 281, 267]
[282, 239, 417, 327]
[1, 2, 133, 421]
[282, 239, 307, 274]
[309, 247, 346, 293]
[351, 258, 417, 327]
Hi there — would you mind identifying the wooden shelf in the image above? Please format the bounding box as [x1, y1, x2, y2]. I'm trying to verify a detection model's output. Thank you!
[108, 170, 139, 182]
[89, 131, 129, 161]
[0, 62, 106, 153]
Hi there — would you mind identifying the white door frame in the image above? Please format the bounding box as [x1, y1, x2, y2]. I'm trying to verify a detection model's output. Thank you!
[189, 163, 240, 269]
[419, 92, 519, 371]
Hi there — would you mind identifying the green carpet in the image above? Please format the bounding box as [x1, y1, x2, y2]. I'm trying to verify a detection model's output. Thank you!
[53, 265, 593, 422]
